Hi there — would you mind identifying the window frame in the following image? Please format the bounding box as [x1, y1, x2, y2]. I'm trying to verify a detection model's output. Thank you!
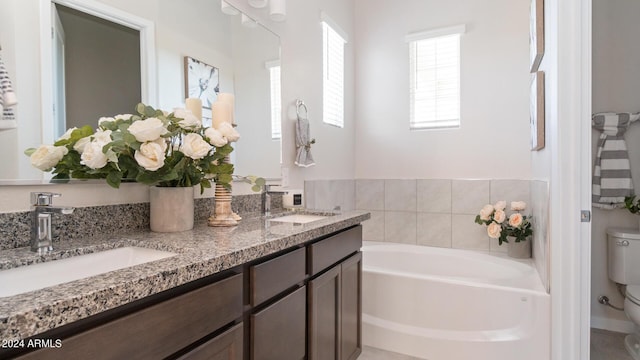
[321, 13, 348, 128]
[407, 24, 465, 131]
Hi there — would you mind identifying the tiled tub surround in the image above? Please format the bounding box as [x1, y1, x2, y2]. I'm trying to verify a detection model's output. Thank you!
[356, 179, 531, 252]
[0, 193, 281, 251]
[305, 178, 551, 294]
[0, 209, 369, 340]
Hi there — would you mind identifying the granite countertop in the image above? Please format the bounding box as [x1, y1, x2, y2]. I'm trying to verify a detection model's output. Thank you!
[0, 210, 370, 340]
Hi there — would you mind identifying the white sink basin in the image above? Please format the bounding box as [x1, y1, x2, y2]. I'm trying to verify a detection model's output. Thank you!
[269, 214, 329, 224]
[0, 247, 176, 298]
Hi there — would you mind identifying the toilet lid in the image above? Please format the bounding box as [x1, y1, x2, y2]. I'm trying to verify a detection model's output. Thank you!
[627, 285, 640, 304]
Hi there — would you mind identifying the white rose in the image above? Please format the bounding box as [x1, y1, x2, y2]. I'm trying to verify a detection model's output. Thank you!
[93, 129, 113, 146]
[58, 127, 77, 141]
[181, 133, 212, 159]
[115, 114, 133, 120]
[135, 141, 166, 171]
[494, 200, 506, 211]
[494, 209, 506, 223]
[128, 117, 168, 142]
[487, 222, 502, 239]
[217, 122, 240, 142]
[174, 108, 202, 130]
[80, 141, 109, 169]
[511, 201, 527, 211]
[204, 127, 228, 147]
[509, 213, 524, 227]
[98, 117, 115, 126]
[30, 145, 68, 171]
[479, 204, 494, 221]
[73, 136, 91, 154]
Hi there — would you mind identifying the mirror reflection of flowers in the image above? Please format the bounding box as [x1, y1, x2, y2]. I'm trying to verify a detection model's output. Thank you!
[474, 201, 533, 245]
[25, 103, 240, 192]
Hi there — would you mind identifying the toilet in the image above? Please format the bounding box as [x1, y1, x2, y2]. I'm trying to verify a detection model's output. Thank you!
[607, 227, 640, 360]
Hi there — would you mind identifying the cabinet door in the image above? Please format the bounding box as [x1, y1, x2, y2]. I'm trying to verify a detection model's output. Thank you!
[251, 286, 306, 360]
[308, 265, 341, 360]
[178, 323, 243, 360]
[340, 252, 362, 360]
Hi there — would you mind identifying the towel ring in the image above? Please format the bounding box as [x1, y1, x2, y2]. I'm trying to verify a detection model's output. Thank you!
[296, 99, 308, 119]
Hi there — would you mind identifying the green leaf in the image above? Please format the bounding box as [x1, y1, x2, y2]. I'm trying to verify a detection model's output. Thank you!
[106, 171, 123, 188]
[24, 148, 36, 156]
[135, 103, 146, 115]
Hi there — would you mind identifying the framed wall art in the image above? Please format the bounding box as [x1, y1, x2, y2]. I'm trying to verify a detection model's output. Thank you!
[529, 0, 544, 73]
[530, 71, 545, 151]
[184, 56, 219, 109]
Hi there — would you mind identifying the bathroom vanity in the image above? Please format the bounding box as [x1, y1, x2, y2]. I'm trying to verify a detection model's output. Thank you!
[0, 211, 368, 360]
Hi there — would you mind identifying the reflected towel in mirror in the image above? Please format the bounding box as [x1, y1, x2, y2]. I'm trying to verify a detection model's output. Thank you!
[0, 54, 17, 130]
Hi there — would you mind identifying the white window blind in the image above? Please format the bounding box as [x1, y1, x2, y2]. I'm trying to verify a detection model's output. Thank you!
[268, 64, 282, 140]
[322, 19, 346, 128]
[408, 25, 464, 130]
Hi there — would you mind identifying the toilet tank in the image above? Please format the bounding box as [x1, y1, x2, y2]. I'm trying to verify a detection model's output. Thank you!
[608, 227, 640, 285]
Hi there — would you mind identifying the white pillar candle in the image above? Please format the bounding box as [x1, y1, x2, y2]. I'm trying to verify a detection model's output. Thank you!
[185, 98, 202, 121]
[269, 0, 286, 22]
[217, 93, 235, 124]
[248, 0, 267, 8]
[212, 101, 232, 128]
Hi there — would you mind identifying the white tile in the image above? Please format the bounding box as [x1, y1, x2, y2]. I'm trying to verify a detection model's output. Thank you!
[451, 180, 490, 215]
[384, 211, 417, 244]
[452, 214, 490, 250]
[490, 180, 531, 212]
[363, 211, 385, 242]
[356, 180, 384, 210]
[341, 180, 356, 211]
[304, 181, 315, 209]
[417, 179, 451, 213]
[385, 180, 416, 212]
[417, 213, 452, 248]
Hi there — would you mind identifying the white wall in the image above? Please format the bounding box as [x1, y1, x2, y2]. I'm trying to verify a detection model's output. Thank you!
[353, 0, 531, 179]
[227, 0, 357, 188]
[590, 0, 640, 332]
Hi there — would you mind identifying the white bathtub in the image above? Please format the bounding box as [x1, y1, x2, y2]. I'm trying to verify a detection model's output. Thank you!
[362, 242, 550, 360]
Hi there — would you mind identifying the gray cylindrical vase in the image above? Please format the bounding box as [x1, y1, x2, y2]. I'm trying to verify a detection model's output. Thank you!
[149, 186, 194, 232]
[507, 237, 531, 259]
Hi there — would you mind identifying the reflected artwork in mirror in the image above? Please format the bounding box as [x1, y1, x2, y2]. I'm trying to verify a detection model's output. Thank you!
[0, 0, 281, 184]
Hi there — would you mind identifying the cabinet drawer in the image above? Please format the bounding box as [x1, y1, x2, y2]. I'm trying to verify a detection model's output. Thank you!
[309, 225, 362, 276]
[250, 247, 306, 306]
[178, 323, 243, 360]
[251, 286, 306, 360]
[20, 273, 243, 360]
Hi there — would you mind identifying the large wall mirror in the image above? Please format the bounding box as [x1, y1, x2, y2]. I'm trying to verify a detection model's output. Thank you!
[0, 0, 281, 183]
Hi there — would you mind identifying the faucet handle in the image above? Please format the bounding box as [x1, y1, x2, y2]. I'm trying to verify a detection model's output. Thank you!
[30, 192, 61, 206]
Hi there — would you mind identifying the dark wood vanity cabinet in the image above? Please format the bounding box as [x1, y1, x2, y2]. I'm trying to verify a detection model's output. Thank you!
[308, 252, 362, 360]
[16, 273, 244, 360]
[10, 224, 363, 360]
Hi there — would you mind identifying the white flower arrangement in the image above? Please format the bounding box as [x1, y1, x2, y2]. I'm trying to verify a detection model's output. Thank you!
[26, 103, 240, 192]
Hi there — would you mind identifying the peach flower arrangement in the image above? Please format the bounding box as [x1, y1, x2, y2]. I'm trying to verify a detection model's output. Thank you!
[475, 201, 532, 245]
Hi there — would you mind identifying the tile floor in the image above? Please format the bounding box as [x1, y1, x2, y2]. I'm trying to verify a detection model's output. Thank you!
[360, 329, 635, 360]
[591, 328, 634, 360]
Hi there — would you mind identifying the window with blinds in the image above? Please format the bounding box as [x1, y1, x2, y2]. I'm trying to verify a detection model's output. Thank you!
[408, 25, 464, 130]
[322, 19, 346, 128]
[269, 64, 281, 140]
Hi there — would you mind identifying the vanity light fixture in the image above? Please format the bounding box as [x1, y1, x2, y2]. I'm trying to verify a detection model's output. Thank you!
[221, 0, 240, 15]
[269, 0, 286, 22]
[248, 0, 268, 9]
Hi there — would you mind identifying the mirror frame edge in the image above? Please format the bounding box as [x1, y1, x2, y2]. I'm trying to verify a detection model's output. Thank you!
[39, 0, 157, 146]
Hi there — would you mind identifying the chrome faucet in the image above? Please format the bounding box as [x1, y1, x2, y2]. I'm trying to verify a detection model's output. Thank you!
[31, 192, 75, 254]
[261, 185, 288, 217]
